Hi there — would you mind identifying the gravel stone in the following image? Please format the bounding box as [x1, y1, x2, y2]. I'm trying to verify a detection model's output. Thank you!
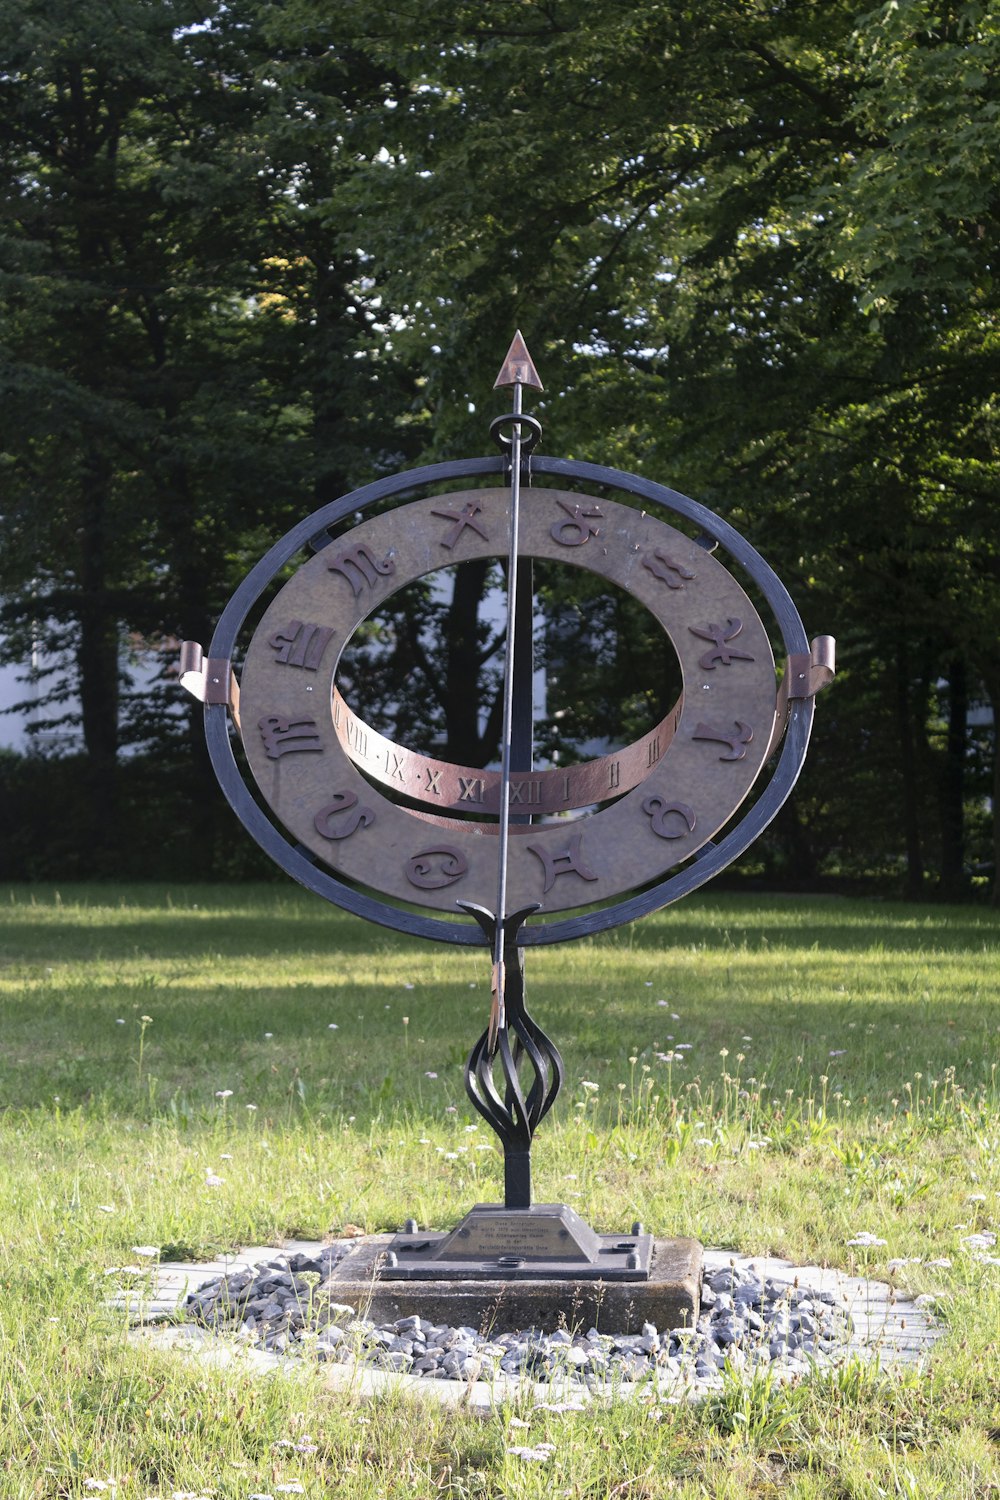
[183, 1244, 856, 1390]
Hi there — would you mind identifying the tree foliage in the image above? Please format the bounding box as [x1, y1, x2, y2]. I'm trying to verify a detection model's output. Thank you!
[0, 0, 996, 895]
[352, 0, 999, 898]
[0, 0, 426, 864]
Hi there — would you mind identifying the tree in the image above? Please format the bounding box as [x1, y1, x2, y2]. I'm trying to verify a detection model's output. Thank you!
[0, 1, 275, 848]
[3, 0, 996, 893]
[0, 0, 427, 869]
[339, 0, 999, 897]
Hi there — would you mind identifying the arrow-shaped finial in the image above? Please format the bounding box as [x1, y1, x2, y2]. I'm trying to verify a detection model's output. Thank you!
[494, 330, 543, 392]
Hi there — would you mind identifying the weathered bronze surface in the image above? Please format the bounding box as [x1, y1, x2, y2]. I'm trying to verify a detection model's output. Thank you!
[184, 459, 832, 947]
[436, 1204, 604, 1260]
[381, 1203, 653, 1281]
[328, 685, 681, 815]
[237, 488, 777, 916]
[493, 329, 543, 391]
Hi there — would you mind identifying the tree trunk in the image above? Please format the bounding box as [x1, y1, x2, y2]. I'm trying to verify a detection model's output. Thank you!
[994, 700, 1000, 911]
[895, 640, 924, 898]
[77, 453, 121, 869]
[938, 656, 968, 898]
[982, 668, 1000, 910]
[310, 256, 351, 508]
[443, 559, 500, 766]
[774, 801, 820, 887]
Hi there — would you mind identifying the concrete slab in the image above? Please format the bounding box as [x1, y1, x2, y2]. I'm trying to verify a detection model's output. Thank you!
[118, 1239, 943, 1412]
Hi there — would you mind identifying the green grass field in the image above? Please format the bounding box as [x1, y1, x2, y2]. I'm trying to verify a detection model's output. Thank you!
[1, 884, 998, 1498]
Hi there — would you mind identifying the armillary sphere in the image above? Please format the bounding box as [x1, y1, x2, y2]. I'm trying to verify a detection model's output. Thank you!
[181, 333, 833, 1269]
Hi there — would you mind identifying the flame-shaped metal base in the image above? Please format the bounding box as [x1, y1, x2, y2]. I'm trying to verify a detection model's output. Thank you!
[458, 902, 563, 1209]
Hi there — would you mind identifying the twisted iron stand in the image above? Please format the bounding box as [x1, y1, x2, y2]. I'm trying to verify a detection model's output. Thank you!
[459, 901, 559, 1211]
[380, 899, 653, 1280]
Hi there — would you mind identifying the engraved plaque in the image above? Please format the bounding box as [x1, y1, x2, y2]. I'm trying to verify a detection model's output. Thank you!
[432, 1203, 605, 1263]
[381, 1204, 655, 1280]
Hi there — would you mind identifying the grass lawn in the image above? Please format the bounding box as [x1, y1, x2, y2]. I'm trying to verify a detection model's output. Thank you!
[1, 883, 998, 1498]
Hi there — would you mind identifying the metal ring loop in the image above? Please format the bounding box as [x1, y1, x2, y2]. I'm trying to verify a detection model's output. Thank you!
[489, 411, 542, 456]
[205, 453, 813, 948]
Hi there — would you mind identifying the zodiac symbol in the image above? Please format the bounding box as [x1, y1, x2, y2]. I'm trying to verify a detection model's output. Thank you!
[642, 797, 696, 839]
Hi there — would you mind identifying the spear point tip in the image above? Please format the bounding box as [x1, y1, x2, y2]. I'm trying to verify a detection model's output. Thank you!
[494, 330, 543, 392]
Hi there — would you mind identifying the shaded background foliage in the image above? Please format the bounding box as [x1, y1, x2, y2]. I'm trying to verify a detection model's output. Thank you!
[0, 0, 996, 898]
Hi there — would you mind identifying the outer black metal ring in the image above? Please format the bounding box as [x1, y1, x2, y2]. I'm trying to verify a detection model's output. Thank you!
[205, 453, 814, 948]
[489, 412, 543, 455]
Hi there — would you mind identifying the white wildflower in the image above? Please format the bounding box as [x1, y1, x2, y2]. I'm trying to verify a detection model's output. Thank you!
[961, 1231, 997, 1250]
[508, 1443, 556, 1462]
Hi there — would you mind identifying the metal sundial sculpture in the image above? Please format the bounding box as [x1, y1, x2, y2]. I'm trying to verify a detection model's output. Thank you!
[181, 334, 833, 1290]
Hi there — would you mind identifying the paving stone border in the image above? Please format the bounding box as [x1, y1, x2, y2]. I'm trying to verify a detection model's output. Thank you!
[116, 1238, 941, 1410]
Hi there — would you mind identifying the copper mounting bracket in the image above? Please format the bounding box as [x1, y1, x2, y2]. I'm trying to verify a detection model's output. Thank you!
[178, 641, 241, 726]
[786, 636, 836, 701]
[766, 636, 835, 761]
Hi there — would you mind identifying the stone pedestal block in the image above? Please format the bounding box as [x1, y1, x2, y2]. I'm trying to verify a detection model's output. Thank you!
[321, 1235, 703, 1334]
